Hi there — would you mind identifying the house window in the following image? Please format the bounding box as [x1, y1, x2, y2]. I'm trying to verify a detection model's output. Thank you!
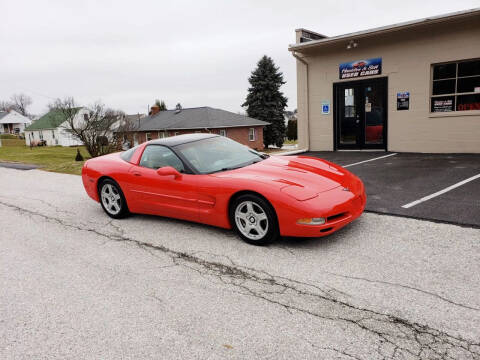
[219, 129, 227, 136]
[174, 132, 179, 136]
[52, 130, 55, 139]
[39, 131, 43, 140]
[431, 59, 480, 112]
[249, 128, 255, 141]
[146, 132, 152, 141]
[158, 131, 166, 138]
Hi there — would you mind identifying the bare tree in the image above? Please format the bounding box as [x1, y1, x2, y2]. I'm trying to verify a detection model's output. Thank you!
[10, 93, 32, 117]
[53, 97, 125, 158]
[113, 114, 139, 149]
[0, 100, 14, 112]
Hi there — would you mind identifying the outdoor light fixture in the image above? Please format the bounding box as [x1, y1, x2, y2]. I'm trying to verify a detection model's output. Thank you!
[346, 40, 358, 49]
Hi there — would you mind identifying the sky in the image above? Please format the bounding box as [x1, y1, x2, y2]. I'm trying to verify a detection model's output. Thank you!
[1, 0, 479, 116]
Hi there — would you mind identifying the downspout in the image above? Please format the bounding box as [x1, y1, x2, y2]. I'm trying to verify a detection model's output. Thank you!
[291, 51, 310, 153]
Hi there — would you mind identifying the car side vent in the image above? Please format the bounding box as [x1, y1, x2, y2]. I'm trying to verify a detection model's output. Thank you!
[327, 212, 348, 222]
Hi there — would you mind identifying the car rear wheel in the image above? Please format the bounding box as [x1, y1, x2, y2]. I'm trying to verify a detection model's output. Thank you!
[230, 194, 279, 245]
[99, 179, 129, 219]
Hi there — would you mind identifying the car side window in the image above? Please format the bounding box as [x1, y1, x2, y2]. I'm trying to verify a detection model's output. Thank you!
[139, 145, 185, 172]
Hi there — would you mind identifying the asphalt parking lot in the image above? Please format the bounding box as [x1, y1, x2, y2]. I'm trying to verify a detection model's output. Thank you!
[301, 152, 480, 228]
[1, 167, 479, 359]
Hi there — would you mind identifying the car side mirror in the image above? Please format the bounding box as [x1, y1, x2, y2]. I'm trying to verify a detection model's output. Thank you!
[157, 166, 182, 179]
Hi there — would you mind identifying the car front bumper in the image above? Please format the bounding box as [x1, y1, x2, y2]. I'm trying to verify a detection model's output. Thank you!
[278, 182, 366, 238]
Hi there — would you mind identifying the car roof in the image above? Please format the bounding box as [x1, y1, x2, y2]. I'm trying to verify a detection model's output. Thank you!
[149, 133, 219, 147]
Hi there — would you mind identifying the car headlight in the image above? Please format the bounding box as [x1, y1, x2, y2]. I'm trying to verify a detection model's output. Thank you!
[297, 217, 326, 225]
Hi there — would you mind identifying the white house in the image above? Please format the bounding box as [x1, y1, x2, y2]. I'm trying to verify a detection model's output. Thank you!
[25, 107, 88, 146]
[0, 110, 32, 134]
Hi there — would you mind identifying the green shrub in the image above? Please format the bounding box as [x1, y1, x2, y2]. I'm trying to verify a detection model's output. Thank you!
[75, 148, 84, 161]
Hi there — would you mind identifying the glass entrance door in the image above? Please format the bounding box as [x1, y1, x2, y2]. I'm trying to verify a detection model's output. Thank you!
[334, 78, 387, 150]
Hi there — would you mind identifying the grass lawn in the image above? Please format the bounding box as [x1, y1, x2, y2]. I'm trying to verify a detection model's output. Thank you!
[0, 146, 89, 175]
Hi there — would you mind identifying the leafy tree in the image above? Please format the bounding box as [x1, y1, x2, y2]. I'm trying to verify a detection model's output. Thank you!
[286, 119, 297, 141]
[154, 99, 167, 111]
[242, 56, 287, 148]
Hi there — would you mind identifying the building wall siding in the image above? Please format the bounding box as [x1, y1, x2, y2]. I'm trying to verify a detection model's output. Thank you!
[295, 16, 480, 153]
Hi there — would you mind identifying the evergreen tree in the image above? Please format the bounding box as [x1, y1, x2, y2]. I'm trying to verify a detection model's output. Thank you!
[242, 56, 287, 148]
[154, 99, 167, 111]
[286, 119, 297, 141]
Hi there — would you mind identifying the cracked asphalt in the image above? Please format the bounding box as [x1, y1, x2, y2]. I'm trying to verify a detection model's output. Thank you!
[0, 168, 479, 359]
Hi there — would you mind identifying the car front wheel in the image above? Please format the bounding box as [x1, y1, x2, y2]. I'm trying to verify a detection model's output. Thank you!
[230, 194, 279, 245]
[99, 179, 129, 219]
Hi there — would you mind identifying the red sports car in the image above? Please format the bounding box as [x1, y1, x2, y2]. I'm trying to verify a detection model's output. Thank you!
[82, 134, 366, 245]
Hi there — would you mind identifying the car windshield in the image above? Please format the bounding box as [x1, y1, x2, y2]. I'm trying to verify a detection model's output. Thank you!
[175, 136, 266, 174]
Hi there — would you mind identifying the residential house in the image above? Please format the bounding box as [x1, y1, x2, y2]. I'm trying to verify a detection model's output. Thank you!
[122, 106, 269, 149]
[0, 110, 32, 135]
[25, 107, 88, 146]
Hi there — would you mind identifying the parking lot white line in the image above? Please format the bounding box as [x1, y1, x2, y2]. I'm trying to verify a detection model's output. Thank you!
[343, 153, 397, 168]
[402, 173, 480, 209]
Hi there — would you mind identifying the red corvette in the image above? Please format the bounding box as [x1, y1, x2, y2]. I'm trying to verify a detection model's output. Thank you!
[82, 134, 366, 245]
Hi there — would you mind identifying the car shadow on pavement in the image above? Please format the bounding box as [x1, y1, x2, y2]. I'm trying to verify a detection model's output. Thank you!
[108, 212, 359, 250]
[276, 223, 356, 250]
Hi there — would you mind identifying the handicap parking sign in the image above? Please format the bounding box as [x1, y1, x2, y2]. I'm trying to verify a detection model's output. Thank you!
[321, 101, 330, 114]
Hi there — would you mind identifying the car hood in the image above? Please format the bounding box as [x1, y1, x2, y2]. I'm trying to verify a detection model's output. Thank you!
[213, 155, 355, 201]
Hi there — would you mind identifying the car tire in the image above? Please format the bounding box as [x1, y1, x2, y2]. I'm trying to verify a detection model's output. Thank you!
[230, 194, 279, 246]
[98, 179, 130, 219]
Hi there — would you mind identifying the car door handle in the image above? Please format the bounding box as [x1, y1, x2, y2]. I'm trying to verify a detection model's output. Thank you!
[133, 172, 142, 176]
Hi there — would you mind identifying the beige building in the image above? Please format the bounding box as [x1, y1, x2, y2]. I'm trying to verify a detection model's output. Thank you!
[290, 8, 480, 153]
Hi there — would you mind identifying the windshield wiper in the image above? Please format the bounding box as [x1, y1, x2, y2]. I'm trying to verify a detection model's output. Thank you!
[218, 159, 263, 172]
[219, 164, 245, 172]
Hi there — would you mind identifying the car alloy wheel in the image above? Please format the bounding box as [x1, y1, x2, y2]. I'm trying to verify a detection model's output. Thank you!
[101, 183, 122, 215]
[230, 194, 279, 245]
[235, 200, 269, 240]
[98, 179, 129, 219]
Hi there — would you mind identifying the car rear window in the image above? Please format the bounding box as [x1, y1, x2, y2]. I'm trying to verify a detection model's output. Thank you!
[120, 146, 139, 163]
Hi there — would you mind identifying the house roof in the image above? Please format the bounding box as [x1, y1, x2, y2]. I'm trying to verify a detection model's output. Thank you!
[0, 110, 31, 124]
[25, 108, 82, 130]
[126, 107, 269, 132]
[289, 8, 480, 52]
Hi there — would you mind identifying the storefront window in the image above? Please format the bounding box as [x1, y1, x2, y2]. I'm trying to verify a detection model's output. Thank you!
[431, 59, 480, 112]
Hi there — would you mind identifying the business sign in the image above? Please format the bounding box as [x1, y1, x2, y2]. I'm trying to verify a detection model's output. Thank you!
[321, 101, 330, 114]
[339, 58, 382, 79]
[397, 91, 410, 111]
[432, 98, 453, 112]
